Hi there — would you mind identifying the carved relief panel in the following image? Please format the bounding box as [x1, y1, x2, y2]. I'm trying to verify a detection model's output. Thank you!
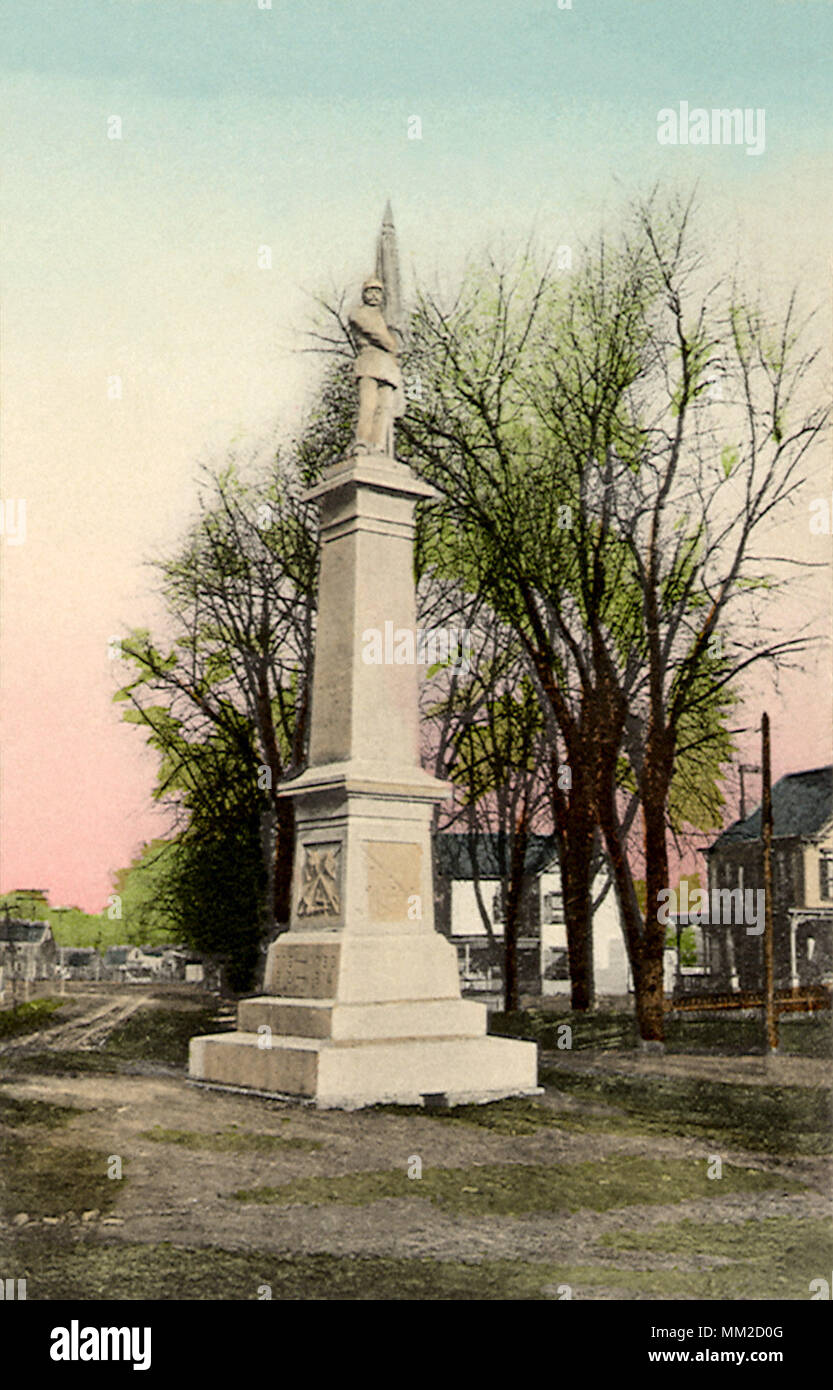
[296, 842, 342, 919]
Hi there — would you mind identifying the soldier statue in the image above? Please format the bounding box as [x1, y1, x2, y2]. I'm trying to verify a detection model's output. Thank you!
[348, 275, 404, 456]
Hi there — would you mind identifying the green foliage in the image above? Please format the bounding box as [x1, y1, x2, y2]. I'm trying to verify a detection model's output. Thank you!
[668, 652, 736, 833]
[140, 1126, 323, 1153]
[665, 924, 698, 964]
[0, 893, 117, 951]
[0, 998, 64, 1039]
[114, 444, 323, 989]
[144, 734, 267, 993]
[109, 840, 180, 946]
[231, 1156, 797, 1216]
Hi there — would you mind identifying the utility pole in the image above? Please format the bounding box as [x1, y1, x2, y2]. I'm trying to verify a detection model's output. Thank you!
[761, 714, 778, 1054]
[739, 762, 761, 821]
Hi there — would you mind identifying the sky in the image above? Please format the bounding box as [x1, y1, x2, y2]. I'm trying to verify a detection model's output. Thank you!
[1, 0, 831, 911]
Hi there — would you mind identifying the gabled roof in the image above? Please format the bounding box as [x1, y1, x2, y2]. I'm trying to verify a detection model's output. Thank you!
[434, 832, 559, 880]
[710, 766, 833, 851]
[0, 918, 53, 944]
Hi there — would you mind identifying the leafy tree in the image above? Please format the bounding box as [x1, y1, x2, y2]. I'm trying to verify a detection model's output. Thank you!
[399, 192, 827, 1040]
[115, 445, 320, 988]
[110, 840, 185, 947]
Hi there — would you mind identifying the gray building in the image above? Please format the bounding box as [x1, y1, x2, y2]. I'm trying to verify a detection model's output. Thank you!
[0, 917, 58, 983]
[704, 766, 833, 991]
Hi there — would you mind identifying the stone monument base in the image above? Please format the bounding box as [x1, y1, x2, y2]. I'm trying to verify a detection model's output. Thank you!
[189, 1027, 539, 1110]
[189, 931, 539, 1109]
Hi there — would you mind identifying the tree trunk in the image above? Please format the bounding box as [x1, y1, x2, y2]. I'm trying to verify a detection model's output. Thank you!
[550, 754, 596, 1011]
[636, 732, 674, 1044]
[632, 948, 665, 1042]
[273, 796, 295, 927]
[503, 807, 529, 1013]
[562, 834, 595, 1011]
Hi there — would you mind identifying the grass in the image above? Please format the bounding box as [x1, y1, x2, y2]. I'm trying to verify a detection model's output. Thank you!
[104, 1004, 224, 1067]
[0, 1002, 226, 1077]
[373, 1095, 566, 1135]
[378, 1076, 833, 1150]
[0, 1240, 621, 1301]
[376, 1094, 654, 1139]
[599, 1214, 833, 1263]
[140, 1125, 323, 1154]
[1, 1050, 126, 1078]
[0, 1092, 120, 1221]
[540, 1066, 833, 1155]
[491, 1007, 833, 1057]
[0, 1091, 81, 1130]
[1, 1234, 824, 1300]
[0, 997, 65, 1039]
[491, 1009, 638, 1051]
[231, 1155, 802, 1217]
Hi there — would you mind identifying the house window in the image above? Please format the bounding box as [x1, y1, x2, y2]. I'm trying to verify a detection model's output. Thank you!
[819, 851, 833, 901]
[542, 891, 564, 925]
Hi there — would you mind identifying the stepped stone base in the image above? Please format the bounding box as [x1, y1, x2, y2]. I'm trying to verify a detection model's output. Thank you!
[189, 1027, 539, 1110]
[189, 929, 538, 1108]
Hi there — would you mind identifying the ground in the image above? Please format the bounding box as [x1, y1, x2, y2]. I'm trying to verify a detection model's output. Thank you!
[0, 986, 830, 1300]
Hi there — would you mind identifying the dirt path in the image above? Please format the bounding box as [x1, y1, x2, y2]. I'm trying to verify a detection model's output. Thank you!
[4, 1070, 829, 1271]
[0, 992, 146, 1055]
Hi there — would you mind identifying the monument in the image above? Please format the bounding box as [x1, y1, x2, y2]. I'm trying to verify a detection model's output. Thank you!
[189, 206, 538, 1107]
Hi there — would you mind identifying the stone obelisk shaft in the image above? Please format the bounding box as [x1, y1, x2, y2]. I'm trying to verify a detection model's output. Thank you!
[189, 209, 538, 1107]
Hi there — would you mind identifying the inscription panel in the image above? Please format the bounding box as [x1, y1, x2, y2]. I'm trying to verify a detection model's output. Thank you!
[273, 944, 340, 999]
[364, 841, 422, 922]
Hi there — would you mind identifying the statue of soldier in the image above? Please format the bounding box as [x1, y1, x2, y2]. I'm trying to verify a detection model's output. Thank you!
[348, 275, 404, 456]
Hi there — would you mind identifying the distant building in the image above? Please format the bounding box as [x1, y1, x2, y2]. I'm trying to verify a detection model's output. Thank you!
[102, 943, 193, 983]
[0, 917, 58, 983]
[704, 765, 833, 991]
[433, 832, 630, 997]
[57, 946, 102, 981]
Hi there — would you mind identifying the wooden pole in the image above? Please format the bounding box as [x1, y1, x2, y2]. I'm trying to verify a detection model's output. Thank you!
[761, 713, 778, 1053]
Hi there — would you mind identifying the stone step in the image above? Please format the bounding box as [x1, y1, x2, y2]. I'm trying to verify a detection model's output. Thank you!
[237, 994, 487, 1041]
[189, 1030, 539, 1109]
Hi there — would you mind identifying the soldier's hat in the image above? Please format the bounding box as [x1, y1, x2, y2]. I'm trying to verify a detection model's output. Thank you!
[362, 276, 384, 291]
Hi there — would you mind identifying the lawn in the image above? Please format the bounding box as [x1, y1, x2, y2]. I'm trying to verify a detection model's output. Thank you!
[1, 992, 828, 1301]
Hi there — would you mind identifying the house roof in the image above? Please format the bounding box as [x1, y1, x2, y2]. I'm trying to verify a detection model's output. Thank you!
[105, 947, 131, 964]
[0, 918, 52, 945]
[64, 945, 96, 967]
[709, 766, 833, 851]
[434, 832, 559, 880]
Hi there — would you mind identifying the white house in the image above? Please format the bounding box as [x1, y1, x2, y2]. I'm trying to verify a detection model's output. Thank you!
[538, 859, 631, 996]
